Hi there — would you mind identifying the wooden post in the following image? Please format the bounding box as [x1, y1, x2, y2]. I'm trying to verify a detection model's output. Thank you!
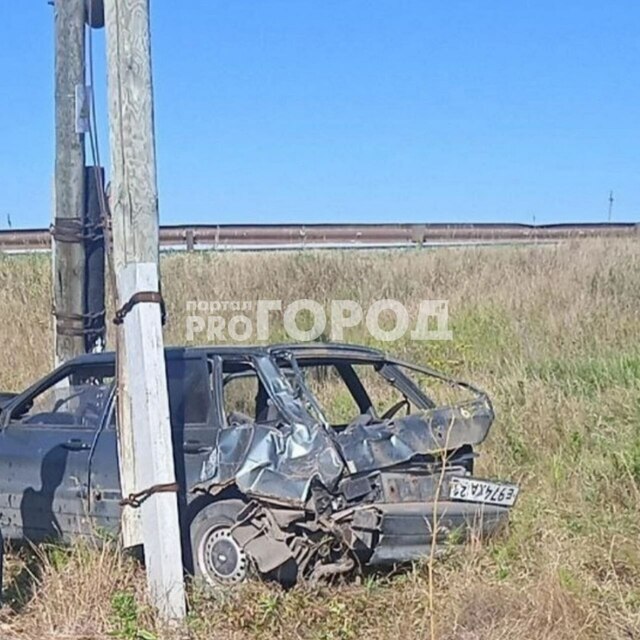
[104, 0, 186, 621]
[53, 0, 86, 366]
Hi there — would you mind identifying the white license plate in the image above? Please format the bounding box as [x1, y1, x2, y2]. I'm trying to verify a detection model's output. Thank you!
[449, 477, 519, 507]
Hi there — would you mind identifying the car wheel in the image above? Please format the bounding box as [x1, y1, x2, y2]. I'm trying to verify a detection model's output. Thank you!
[190, 499, 250, 587]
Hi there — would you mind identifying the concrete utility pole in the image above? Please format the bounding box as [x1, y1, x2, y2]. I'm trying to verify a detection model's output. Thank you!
[104, 0, 186, 621]
[53, 0, 86, 366]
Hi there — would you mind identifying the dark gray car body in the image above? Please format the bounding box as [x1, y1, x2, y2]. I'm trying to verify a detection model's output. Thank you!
[0, 343, 515, 578]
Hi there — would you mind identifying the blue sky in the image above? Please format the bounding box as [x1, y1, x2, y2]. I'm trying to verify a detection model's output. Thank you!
[0, 1, 638, 228]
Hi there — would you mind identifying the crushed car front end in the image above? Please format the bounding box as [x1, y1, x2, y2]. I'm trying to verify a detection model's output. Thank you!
[193, 345, 519, 584]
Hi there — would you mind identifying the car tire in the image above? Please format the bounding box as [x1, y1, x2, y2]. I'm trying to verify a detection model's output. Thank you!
[190, 499, 250, 588]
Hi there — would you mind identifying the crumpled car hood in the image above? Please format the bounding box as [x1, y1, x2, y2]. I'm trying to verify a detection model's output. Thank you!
[200, 395, 494, 506]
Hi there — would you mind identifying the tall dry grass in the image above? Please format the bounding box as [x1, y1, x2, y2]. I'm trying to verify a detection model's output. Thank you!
[0, 238, 638, 639]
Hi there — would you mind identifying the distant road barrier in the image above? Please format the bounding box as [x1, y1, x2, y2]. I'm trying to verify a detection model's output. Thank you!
[0, 222, 637, 253]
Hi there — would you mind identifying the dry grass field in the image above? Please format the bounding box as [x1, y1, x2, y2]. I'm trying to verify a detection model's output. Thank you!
[0, 238, 639, 639]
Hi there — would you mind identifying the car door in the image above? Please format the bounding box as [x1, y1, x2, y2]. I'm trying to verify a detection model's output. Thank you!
[165, 353, 218, 501]
[85, 395, 122, 536]
[87, 352, 219, 537]
[0, 361, 114, 542]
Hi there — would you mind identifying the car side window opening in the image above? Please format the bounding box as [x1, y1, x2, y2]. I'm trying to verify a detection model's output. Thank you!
[279, 359, 437, 426]
[392, 363, 474, 407]
[294, 364, 362, 426]
[107, 357, 213, 431]
[12, 365, 115, 428]
[166, 358, 212, 426]
[222, 371, 259, 423]
[351, 364, 416, 419]
[221, 359, 286, 426]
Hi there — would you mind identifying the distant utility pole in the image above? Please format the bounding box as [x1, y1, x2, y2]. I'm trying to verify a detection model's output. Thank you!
[104, 0, 186, 621]
[52, 0, 86, 366]
[608, 190, 614, 222]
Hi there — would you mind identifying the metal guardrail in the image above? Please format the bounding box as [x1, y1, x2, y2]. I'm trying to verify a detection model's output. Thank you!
[0, 222, 637, 253]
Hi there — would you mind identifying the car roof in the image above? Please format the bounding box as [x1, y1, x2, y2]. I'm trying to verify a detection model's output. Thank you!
[67, 343, 387, 366]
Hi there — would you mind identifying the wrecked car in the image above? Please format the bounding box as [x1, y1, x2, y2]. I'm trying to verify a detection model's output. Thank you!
[0, 343, 518, 586]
